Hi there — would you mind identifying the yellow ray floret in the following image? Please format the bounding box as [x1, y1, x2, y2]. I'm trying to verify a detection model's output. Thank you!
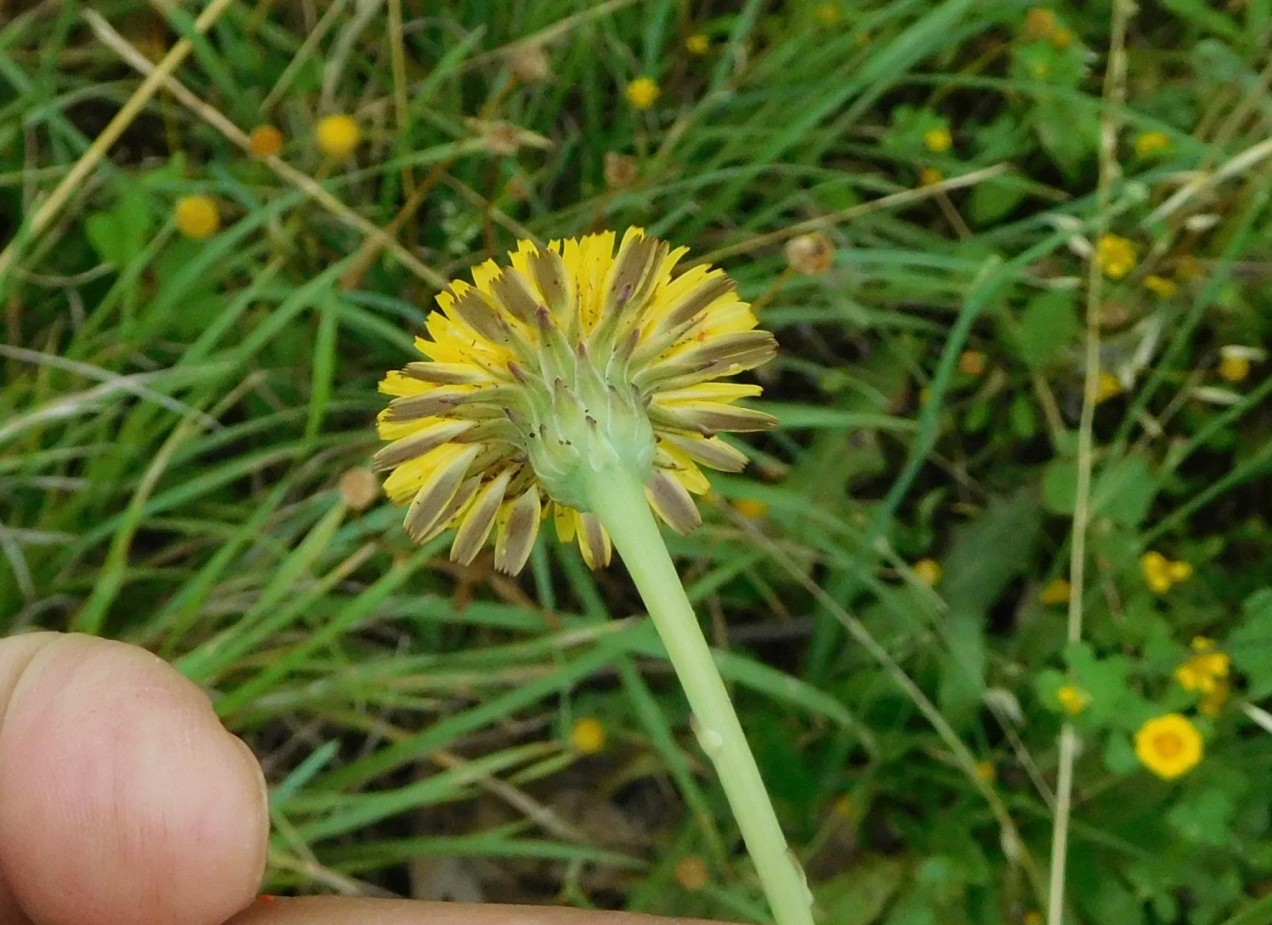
[376, 229, 778, 573]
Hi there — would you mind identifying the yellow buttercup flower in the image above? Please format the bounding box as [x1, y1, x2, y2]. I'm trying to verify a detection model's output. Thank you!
[1039, 577, 1072, 606]
[1175, 636, 1230, 695]
[734, 498, 768, 519]
[174, 195, 220, 239]
[1143, 274, 1178, 298]
[1057, 684, 1089, 716]
[685, 33, 711, 55]
[316, 113, 361, 159]
[1095, 371, 1123, 404]
[626, 76, 661, 109]
[918, 166, 944, 186]
[1135, 713, 1203, 780]
[376, 229, 777, 574]
[1218, 345, 1258, 384]
[1199, 681, 1229, 717]
[248, 124, 284, 158]
[1095, 234, 1137, 279]
[923, 127, 952, 153]
[1134, 131, 1171, 159]
[974, 760, 996, 784]
[1141, 551, 1191, 594]
[913, 558, 942, 586]
[957, 349, 987, 376]
[570, 716, 607, 754]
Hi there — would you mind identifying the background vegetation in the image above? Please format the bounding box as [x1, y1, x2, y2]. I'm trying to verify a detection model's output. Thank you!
[2, 1, 1271, 923]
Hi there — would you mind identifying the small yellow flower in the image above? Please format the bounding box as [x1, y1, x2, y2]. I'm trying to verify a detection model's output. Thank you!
[1218, 345, 1255, 384]
[815, 3, 843, 25]
[1024, 7, 1057, 39]
[1049, 25, 1075, 49]
[1039, 577, 1072, 606]
[1168, 559, 1193, 583]
[783, 232, 835, 275]
[913, 558, 942, 587]
[1175, 637, 1230, 695]
[685, 33, 711, 55]
[248, 124, 284, 158]
[918, 166, 944, 186]
[1140, 551, 1174, 594]
[958, 349, 987, 377]
[570, 716, 607, 754]
[1143, 274, 1178, 298]
[375, 229, 776, 573]
[674, 855, 710, 891]
[734, 498, 768, 519]
[1134, 131, 1172, 159]
[174, 194, 220, 239]
[1095, 234, 1137, 280]
[1135, 713, 1203, 780]
[923, 127, 952, 153]
[1095, 372, 1123, 404]
[974, 760, 997, 784]
[316, 114, 361, 159]
[626, 76, 661, 110]
[1199, 680, 1229, 717]
[1057, 684, 1090, 716]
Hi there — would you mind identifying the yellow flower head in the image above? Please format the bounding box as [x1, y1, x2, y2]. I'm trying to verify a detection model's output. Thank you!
[958, 349, 987, 377]
[1057, 684, 1089, 716]
[1095, 371, 1123, 404]
[685, 33, 711, 55]
[1024, 7, 1057, 39]
[1199, 681, 1229, 717]
[376, 229, 777, 574]
[974, 760, 997, 784]
[1140, 550, 1174, 594]
[913, 558, 942, 587]
[1095, 234, 1137, 280]
[733, 498, 768, 519]
[1175, 636, 1230, 694]
[626, 76, 661, 110]
[815, 4, 843, 25]
[1135, 713, 1203, 780]
[248, 124, 284, 158]
[174, 194, 220, 239]
[1143, 274, 1178, 298]
[674, 855, 710, 890]
[923, 127, 953, 153]
[316, 113, 361, 159]
[918, 166, 944, 186]
[1039, 577, 1072, 606]
[1218, 345, 1256, 384]
[569, 716, 607, 754]
[1134, 131, 1171, 159]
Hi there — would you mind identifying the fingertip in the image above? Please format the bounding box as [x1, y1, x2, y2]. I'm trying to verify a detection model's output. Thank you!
[0, 633, 268, 925]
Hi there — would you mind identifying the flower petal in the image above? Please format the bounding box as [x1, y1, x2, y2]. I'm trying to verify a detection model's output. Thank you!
[494, 486, 542, 574]
[402, 444, 482, 542]
[659, 432, 749, 473]
[576, 511, 612, 568]
[645, 469, 702, 535]
[450, 468, 513, 565]
[373, 419, 476, 471]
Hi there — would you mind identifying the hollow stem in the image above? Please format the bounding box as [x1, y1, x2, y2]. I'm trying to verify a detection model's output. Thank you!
[582, 462, 814, 925]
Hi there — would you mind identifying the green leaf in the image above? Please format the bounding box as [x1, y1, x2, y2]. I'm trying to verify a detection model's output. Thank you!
[1017, 290, 1079, 367]
[84, 184, 152, 266]
[1230, 589, 1272, 697]
[814, 854, 907, 925]
[967, 176, 1028, 227]
[1042, 454, 1157, 525]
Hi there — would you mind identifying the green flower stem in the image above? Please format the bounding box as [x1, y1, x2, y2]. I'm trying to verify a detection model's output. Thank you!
[583, 462, 814, 925]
